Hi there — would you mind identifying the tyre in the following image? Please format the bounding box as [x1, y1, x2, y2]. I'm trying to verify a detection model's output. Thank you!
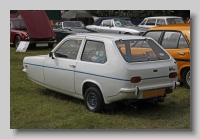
[182, 69, 190, 89]
[14, 35, 21, 49]
[84, 87, 104, 113]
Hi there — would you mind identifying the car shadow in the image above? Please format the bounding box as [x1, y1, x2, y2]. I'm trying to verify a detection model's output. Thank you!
[39, 88, 190, 119]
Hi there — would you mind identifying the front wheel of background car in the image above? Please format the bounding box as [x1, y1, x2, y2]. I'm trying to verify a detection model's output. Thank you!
[84, 87, 104, 113]
[14, 35, 21, 49]
[182, 69, 190, 89]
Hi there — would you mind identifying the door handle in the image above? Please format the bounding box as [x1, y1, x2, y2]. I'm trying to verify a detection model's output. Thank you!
[69, 65, 76, 68]
[179, 52, 185, 55]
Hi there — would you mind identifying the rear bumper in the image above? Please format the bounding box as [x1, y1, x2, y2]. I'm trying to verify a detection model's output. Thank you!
[105, 81, 180, 104]
[120, 81, 180, 94]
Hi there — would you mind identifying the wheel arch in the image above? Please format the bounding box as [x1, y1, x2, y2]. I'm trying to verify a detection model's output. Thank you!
[82, 80, 103, 98]
[180, 66, 190, 81]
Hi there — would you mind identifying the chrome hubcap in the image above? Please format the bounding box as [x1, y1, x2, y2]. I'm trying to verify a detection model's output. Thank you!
[87, 92, 97, 109]
[186, 71, 190, 86]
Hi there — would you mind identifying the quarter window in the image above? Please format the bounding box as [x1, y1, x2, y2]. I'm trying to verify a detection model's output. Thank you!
[145, 19, 156, 25]
[55, 39, 82, 59]
[178, 34, 188, 48]
[81, 40, 107, 64]
[161, 32, 180, 49]
[145, 31, 162, 42]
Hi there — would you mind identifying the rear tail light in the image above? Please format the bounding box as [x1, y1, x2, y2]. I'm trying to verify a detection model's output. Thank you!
[130, 77, 141, 83]
[169, 72, 178, 78]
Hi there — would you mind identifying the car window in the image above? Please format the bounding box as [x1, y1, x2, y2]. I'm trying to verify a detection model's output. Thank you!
[178, 34, 188, 48]
[166, 18, 185, 24]
[144, 31, 162, 42]
[161, 32, 181, 49]
[140, 19, 147, 25]
[55, 39, 82, 59]
[115, 39, 170, 62]
[81, 40, 107, 64]
[156, 19, 165, 25]
[145, 19, 156, 25]
[100, 19, 112, 27]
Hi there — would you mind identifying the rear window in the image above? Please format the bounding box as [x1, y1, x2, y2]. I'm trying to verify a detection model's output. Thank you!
[115, 39, 170, 62]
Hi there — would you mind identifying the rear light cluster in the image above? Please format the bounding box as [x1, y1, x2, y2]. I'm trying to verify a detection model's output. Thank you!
[130, 76, 141, 83]
[169, 72, 178, 78]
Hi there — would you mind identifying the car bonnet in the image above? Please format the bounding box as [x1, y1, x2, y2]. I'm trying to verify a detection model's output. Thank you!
[18, 10, 55, 39]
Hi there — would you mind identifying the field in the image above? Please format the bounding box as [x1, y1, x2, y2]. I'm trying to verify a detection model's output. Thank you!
[10, 46, 190, 129]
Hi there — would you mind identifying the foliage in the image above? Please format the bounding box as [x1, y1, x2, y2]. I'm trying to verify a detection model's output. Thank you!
[87, 10, 190, 19]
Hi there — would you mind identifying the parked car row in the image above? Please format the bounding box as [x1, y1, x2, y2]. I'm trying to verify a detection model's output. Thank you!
[10, 10, 56, 49]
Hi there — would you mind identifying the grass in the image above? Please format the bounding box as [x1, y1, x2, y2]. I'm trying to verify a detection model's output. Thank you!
[10, 46, 190, 129]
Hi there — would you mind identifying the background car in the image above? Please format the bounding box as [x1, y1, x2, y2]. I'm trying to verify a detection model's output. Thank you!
[142, 24, 190, 89]
[10, 10, 56, 49]
[22, 33, 179, 112]
[86, 16, 147, 35]
[138, 16, 186, 29]
[53, 21, 96, 43]
[185, 18, 190, 23]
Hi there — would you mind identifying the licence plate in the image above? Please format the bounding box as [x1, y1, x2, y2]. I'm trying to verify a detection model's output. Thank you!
[36, 43, 48, 47]
[142, 89, 165, 99]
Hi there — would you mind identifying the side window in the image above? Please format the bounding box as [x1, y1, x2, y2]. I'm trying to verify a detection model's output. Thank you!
[145, 19, 156, 25]
[145, 31, 162, 42]
[156, 19, 165, 25]
[100, 19, 111, 26]
[140, 19, 147, 25]
[55, 39, 82, 59]
[178, 34, 188, 48]
[161, 32, 180, 49]
[81, 40, 107, 64]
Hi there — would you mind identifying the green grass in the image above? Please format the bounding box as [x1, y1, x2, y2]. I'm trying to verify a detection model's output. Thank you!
[10, 46, 190, 129]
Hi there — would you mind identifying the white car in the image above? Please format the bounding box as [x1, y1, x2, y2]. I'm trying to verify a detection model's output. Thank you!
[138, 16, 185, 29]
[86, 17, 147, 36]
[22, 33, 180, 112]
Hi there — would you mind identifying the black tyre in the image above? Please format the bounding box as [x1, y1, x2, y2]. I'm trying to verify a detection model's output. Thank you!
[84, 87, 104, 113]
[14, 35, 21, 49]
[182, 69, 190, 89]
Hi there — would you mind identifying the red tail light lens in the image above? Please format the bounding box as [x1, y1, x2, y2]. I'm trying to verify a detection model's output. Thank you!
[130, 77, 141, 83]
[169, 72, 178, 78]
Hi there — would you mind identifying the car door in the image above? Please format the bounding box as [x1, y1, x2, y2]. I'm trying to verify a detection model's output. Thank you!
[43, 37, 85, 93]
[160, 31, 190, 61]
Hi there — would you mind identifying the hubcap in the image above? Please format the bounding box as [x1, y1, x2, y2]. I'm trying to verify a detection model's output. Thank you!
[186, 71, 190, 86]
[87, 92, 97, 110]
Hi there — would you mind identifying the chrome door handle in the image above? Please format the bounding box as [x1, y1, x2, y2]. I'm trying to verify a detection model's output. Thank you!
[179, 52, 185, 55]
[69, 65, 76, 68]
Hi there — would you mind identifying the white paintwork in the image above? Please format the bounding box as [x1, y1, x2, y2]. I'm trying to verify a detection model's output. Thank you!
[23, 33, 179, 104]
[138, 16, 184, 28]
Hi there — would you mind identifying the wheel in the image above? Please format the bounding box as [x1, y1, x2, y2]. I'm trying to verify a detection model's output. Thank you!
[14, 35, 21, 49]
[48, 43, 54, 48]
[182, 69, 190, 89]
[84, 87, 104, 113]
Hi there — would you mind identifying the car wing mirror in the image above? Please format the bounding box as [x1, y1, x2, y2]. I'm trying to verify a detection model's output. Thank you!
[49, 52, 56, 59]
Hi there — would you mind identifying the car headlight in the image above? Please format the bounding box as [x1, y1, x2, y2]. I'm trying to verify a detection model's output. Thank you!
[25, 34, 30, 40]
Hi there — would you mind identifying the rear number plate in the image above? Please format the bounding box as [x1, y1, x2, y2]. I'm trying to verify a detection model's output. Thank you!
[143, 89, 165, 99]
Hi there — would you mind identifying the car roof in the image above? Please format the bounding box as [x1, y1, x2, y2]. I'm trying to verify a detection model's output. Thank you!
[145, 16, 182, 19]
[68, 33, 151, 40]
[148, 24, 190, 31]
[93, 16, 131, 25]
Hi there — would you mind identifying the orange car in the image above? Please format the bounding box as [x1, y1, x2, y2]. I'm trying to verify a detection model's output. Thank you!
[143, 24, 190, 88]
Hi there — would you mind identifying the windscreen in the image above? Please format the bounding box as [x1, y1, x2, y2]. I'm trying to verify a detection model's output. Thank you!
[115, 39, 170, 62]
